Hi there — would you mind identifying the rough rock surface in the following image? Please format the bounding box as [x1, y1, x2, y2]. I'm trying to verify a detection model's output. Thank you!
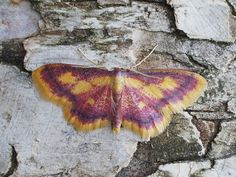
[32, 1, 174, 33]
[228, 98, 236, 114]
[167, 0, 236, 42]
[0, 139, 12, 175]
[23, 35, 135, 71]
[97, 0, 130, 6]
[0, 0, 236, 176]
[148, 160, 212, 177]
[149, 156, 236, 177]
[209, 120, 236, 159]
[0, 0, 40, 41]
[200, 156, 236, 177]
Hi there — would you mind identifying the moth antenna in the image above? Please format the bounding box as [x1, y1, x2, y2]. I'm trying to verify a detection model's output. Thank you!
[128, 68, 161, 79]
[131, 44, 158, 69]
[75, 47, 101, 67]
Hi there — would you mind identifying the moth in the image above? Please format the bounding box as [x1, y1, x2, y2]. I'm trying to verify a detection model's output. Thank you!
[32, 61, 207, 139]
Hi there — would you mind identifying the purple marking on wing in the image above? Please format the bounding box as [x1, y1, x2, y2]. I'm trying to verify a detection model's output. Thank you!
[157, 75, 198, 106]
[118, 70, 200, 129]
[125, 110, 163, 129]
[70, 86, 112, 123]
[117, 86, 164, 129]
[39, 64, 113, 123]
[36, 65, 204, 133]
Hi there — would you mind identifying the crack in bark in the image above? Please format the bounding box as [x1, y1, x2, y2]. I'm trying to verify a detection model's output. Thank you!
[3, 145, 18, 177]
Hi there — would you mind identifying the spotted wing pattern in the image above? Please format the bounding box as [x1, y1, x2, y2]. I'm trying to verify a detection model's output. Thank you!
[33, 64, 207, 138]
[32, 64, 113, 131]
[113, 69, 207, 138]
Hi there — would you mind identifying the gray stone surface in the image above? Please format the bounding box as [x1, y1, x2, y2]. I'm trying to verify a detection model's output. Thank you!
[97, 0, 130, 6]
[167, 0, 236, 42]
[0, 64, 140, 176]
[190, 112, 235, 120]
[32, 1, 174, 33]
[0, 139, 12, 175]
[149, 156, 236, 177]
[131, 30, 236, 71]
[228, 98, 236, 114]
[148, 160, 212, 177]
[0, 0, 40, 41]
[23, 35, 135, 71]
[209, 120, 236, 159]
[200, 156, 236, 177]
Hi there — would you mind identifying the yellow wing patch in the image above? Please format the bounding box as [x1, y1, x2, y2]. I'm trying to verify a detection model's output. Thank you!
[90, 76, 111, 86]
[58, 72, 77, 84]
[159, 77, 178, 90]
[87, 98, 95, 105]
[142, 84, 164, 99]
[71, 80, 92, 94]
[125, 77, 144, 89]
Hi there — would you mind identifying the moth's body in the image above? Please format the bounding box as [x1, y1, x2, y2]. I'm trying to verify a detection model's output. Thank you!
[33, 63, 207, 138]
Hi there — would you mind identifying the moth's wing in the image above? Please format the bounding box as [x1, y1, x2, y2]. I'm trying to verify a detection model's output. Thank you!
[120, 69, 207, 138]
[32, 64, 113, 131]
